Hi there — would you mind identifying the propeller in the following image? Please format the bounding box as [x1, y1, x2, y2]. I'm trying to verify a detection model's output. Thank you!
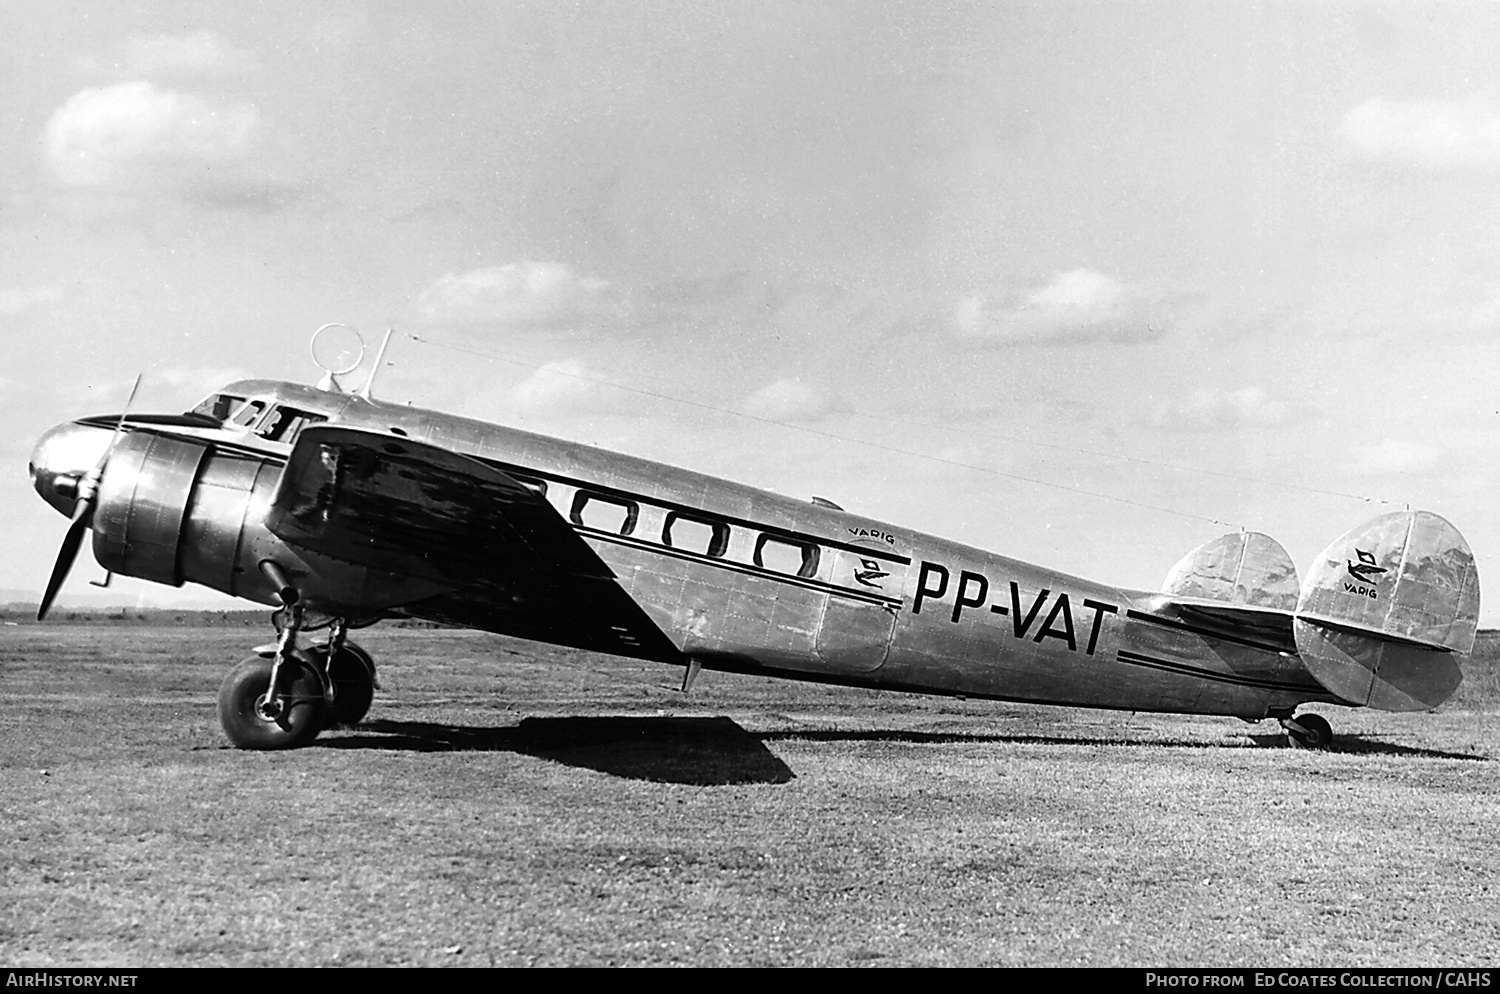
[37, 376, 141, 621]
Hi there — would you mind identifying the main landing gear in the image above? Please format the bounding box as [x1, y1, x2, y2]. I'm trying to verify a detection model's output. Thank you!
[1279, 712, 1334, 750]
[216, 563, 379, 750]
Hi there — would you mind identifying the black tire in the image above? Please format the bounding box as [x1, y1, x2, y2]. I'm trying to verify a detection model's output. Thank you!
[218, 655, 327, 750]
[319, 642, 376, 728]
[1286, 713, 1333, 750]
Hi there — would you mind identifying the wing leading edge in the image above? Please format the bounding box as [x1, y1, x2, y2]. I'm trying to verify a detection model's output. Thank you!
[266, 426, 685, 661]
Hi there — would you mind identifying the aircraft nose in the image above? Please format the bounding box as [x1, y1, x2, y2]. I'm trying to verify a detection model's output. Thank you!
[30, 422, 112, 518]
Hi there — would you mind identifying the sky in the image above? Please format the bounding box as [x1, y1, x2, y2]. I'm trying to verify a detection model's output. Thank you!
[4, 1, 1500, 620]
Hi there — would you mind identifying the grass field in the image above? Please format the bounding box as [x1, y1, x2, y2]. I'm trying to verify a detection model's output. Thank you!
[2, 624, 1498, 967]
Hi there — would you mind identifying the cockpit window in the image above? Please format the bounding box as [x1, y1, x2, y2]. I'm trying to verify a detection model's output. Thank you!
[256, 405, 327, 443]
[228, 399, 267, 428]
[188, 393, 248, 424]
[185, 394, 329, 442]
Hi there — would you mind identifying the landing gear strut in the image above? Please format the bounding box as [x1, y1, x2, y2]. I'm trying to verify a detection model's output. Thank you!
[312, 618, 377, 728]
[1280, 712, 1333, 750]
[216, 562, 379, 750]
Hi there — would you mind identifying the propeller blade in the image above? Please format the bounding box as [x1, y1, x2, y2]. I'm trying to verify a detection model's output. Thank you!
[36, 375, 141, 621]
[98, 373, 142, 467]
[38, 498, 95, 621]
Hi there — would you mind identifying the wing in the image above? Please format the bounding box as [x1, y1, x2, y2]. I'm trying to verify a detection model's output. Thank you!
[266, 426, 684, 661]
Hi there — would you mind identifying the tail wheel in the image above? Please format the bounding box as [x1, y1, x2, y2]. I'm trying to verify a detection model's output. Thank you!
[317, 642, 376, 728]
[1285, 713, 1333, 750]
[218, 655, 327, 750]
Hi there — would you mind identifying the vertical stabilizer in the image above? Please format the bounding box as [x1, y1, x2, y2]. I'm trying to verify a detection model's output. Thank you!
[1162, 531, 1299, 611]
[1293, 510, 1479, 711]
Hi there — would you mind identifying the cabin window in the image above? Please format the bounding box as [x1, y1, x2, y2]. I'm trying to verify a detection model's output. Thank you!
[663, 512, 729, 557]
[754, 534, 821, 578]
[256, 406, 328, 443]
[570, 492, 638, 535]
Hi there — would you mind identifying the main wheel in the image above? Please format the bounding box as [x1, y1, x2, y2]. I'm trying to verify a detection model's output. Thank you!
[1285, 713, 1333, 750]
[218, 655, 327, 750]
[316, 642, 376, 728]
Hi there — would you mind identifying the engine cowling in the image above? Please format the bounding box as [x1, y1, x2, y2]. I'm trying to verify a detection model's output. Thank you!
[92, 431, 211, 589]
[92, 430, 293, 602]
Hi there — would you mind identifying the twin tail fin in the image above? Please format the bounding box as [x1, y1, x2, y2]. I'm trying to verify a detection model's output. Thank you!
[1293, 510, 1479, 711]
[1164, 511, 1479, 711]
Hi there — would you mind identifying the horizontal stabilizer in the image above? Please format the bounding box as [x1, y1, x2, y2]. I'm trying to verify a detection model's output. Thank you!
[1293, 510, 1479, 711]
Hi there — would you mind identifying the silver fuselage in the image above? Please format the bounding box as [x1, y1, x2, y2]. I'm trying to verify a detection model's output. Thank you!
[32, 379, 1333, 719]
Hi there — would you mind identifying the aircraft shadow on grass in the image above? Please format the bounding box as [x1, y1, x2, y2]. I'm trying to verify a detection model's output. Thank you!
[316, 715, 797, 786]
[1241, 731, 1485, 760]
[312, 714, 1486, 776]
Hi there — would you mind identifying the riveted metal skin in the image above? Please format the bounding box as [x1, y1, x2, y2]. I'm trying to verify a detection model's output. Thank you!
[179, 452, 280, 598]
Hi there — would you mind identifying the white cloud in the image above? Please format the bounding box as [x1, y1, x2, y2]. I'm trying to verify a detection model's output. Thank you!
[0, 286, 63, 316]
[742, 378, 838, 423]
[1337, 96, 1500, 169]
[1152, 386, 1291, 432]
[951, 269, 1165, 345]
[1345, 439, 1441, 476]
[414, 263, 618, 330]
[511, 359, 599, 413]
[42, 82, 261, 190]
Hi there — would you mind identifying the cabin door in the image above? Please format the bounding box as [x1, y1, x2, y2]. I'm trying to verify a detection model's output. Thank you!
[814, 548, 902, 674]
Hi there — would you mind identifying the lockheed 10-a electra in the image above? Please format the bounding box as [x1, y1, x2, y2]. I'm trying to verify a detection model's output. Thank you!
[27, 332, 1480, 750]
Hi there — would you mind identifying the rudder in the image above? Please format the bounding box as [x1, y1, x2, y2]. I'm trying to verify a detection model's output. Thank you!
[1293, 510, 1479, 711]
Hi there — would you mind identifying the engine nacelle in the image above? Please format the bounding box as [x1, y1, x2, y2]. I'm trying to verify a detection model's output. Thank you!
[92, 431, 211, 590]
[91, 429, 447, 612]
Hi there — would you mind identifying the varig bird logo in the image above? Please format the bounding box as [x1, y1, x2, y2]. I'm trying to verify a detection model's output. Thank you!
[854, 558, 890, 588]
[1346, 548, 1388, 585]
